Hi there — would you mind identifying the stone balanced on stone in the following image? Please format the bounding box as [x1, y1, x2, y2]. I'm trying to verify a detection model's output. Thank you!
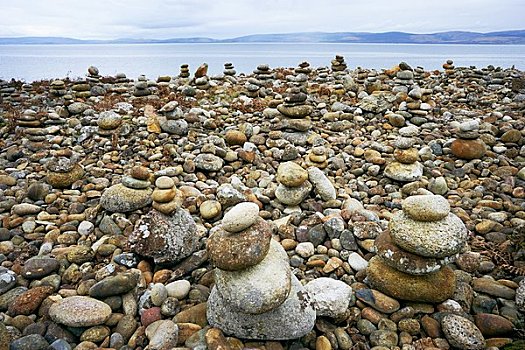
[223, 62, 236, 76]
[133, 75, 151, 97]
[97, 110, 122, 136]
[152, 175, 183, 215]
[331, 55, 347, 72]
[384, 125, 424, 182]
[179, 64, 190, 79]
[367, 194, 468, 302]
[45, 151, 85, 189]
[276, 86, 314, 133]
[206, 201, 316, 339]
[450, 119, 487, 160]
[274, 161, 312, 207]
[100, 166, 152, 212]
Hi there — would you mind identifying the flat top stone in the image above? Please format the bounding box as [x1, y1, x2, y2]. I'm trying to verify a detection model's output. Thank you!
[49, 296, 112, 327]
[207, 218, 272, 271]
[222, 201, 260, 233]
[389, 211, 467, 258]
[402, 195, 450, 222]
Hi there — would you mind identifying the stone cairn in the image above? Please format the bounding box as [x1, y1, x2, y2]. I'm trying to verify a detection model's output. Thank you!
[367, 194, 468, 302]
[71, 77, 91, 99]
[274, 161, 312, 207]
[223, 62, 236, 76]
[443, 59, 456, 76]
[245, 64, 274, 97]
[157, 101, 188, 136]
[87, 65, 101, 85]
[45, 150, 85, 189]
[152, 175, 183, 215]
[331, 55, 347, 73]
[392, 62, 414, 94]
[295, 61, 311, 75]
[276, 86, 314, 134]
[179, 64, 190, 79]
[450, 119, 487, 160]
[133, 75, 151, 97]
[193, 63, 210, 90]
[97, 110, 122, 136]
[100, 166, 152, 213]
[306, 144, 328, 169]
[16, 109, 43, 140]
[206, 202, 315, 339]
[49, 79, 67, 97]
[384, 125, 424, 182]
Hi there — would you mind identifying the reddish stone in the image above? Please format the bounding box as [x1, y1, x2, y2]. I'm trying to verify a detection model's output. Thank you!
[450, 139, 486, 160]
[141, 307, 162, 327]
[8, 286, 54, 316]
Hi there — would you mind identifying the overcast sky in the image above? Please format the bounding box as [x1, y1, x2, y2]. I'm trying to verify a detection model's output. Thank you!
[0, 0, 523, 39]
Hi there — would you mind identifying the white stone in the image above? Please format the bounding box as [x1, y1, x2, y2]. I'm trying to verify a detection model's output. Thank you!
[222, 202, 259, 233]
[308, 167, 336, 201]
[166, 280, 191, 300]
[304, 277, 352, 318]
[78, 221, 95, 235]
[348, 252, 368, 271]
[295, 242, 315, 258]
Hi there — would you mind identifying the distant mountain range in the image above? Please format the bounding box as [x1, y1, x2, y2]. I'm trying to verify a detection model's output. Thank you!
[1, 30, 525, 45]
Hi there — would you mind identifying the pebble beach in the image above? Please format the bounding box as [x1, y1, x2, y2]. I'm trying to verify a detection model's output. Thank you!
[0, 57, 524, 350]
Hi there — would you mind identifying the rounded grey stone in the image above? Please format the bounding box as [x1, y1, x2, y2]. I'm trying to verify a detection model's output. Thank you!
[389, 212, 467, 258]
[207, 274, 315, 340]
[402, 195, 450, 222]
[215, 239, 291, 314]
[49, 296, 112, 327]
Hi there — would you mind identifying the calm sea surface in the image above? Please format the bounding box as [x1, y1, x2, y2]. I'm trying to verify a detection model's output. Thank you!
[0, 43, 524, 82]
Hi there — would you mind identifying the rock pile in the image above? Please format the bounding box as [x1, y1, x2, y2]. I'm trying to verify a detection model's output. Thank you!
[384, 125, 424, 182]
[151, 175, 183, 215]
[179, 64, 190, 79]
[450, 119, 487, 160]
[45, 151, 85, 188]
[277, 86, 313, 133]
[331, 55, 347, 72]
[157, 101, 188, 136]
[133, 75, 151, 97]
[100, 166, 152, 212]
[275, 161, 312, 206]
[193, 63, 210, 90]
[306, 145, 328, 169]
[223, 62, 236, 76]
[206, 202, 316, 339]
[368, 194, 468, 302]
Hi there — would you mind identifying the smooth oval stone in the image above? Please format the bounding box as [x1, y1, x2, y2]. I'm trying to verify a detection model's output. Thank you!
[366, 256, 456, 303]
[100, 184, 152, 212]
[375, 231, 457, 275]
[275, 181, 312, 206]
[304, 277, 352, 318]
[402, 195, 450, 222]
[89, 274, 137, 298]
[450, 138, 486, 160]
[474, 313, 514, 337]
[199, 200, 222, 220]
[22, 256, 60, 279]
[442, 314, 485, 350]
[121, 176, 151, 189]
[277, 104, 313, 118]
[145, 319, 179, 350]
[207, 274, 315, 340]
[9, 334, 49, 350]
[215, 239, 291, 314]
[355, 288, 400, 314]
[194, 153, 223, 172]
[49, 296, 112, 327]
[97, 111, 122, 130]
[155, 176, 175, 189]
[308, 167, 336, 201]
[384, 161, 423, 182]
[166, 280, 191, 299]
[389, 211, 467, 258]
[277, 161, 308, 187]
[221, 202, 259, 233]
[472, 277, 516, 299]
[207, 218, 272, 271]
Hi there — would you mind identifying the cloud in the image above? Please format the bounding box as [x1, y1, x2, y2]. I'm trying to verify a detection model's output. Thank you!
[0, 0, 523, 39]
